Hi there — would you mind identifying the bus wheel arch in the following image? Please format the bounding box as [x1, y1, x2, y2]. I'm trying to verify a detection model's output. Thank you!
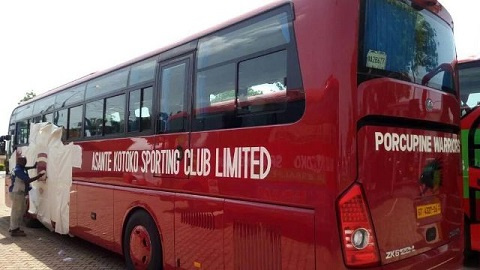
[122, 208, 163, 270]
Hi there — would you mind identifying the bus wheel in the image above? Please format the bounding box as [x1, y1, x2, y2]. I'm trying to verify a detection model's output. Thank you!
[123, 210, 163, 270]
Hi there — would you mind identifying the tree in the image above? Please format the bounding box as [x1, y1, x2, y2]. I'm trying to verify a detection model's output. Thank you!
[18, 91, 36, 104]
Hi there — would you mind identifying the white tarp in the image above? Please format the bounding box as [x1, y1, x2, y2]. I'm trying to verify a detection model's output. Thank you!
[15, 122, 82, 234]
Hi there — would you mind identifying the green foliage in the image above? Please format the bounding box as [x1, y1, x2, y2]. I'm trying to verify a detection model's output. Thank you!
[18, 91, 36, 104]
[210, 88, 265, 103]
[384, 0, 438, 75]
[0, 163, 5, 171]
[210, 90, 235, 103]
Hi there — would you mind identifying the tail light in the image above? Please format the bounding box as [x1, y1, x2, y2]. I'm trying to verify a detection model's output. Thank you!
[337, 183, 380, 267]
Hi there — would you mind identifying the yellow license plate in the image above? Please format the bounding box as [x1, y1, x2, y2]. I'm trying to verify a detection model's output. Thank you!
[416, 203, 441, 219]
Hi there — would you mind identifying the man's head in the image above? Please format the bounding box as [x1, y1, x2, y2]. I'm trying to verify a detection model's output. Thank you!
[17, 156, 27, 167]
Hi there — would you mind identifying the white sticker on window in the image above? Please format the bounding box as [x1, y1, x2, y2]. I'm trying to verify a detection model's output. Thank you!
[366, 50, 387, 70]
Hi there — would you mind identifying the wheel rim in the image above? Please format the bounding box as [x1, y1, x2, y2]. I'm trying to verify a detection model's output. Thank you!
[129, 225, 152, 269]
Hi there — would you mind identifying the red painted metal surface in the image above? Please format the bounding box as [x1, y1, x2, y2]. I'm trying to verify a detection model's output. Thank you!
[11, 0, 459, 269]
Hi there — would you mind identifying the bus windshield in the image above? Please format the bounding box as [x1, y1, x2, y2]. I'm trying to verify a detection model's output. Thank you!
[359, 0, 455, 93]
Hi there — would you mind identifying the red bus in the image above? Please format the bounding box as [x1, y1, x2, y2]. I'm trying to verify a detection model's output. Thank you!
[3, 0, 463, 269]
[459, 58, 480, 255]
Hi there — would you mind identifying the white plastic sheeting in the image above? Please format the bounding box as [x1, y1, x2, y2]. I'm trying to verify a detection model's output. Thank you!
[15, 122, 82, 234]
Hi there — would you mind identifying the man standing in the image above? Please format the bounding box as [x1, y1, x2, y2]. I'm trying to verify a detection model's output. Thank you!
[9, 156, 45, 237]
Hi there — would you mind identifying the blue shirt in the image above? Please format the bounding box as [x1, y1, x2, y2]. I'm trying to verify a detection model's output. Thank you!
[9, 164, 33, 193]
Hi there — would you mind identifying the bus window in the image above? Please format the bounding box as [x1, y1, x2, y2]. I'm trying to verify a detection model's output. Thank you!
[359, 0, 455, 92]
[128, 87, 153, 132]
[68, 105, 83, 139]
[194, 7, 304, 131]
[105, 94, 125, 135]
[159, 62, 188, 133]
[85, 100, 104, 137]
[129, 90, 141, 132]
[16, 120, 29, 145]
[32, 95, 56, 115]
[55, 84, 86, 108]
[43, 113, 53, 124]
[85, 68, 129, 100]
[55, 109, 68, 129]
[16, 103, 34, 120]
[238, 50, 288, 115]
[195, 63, 236, 130]
[32, 116, 42, 123]
[129, 58, 156, 86]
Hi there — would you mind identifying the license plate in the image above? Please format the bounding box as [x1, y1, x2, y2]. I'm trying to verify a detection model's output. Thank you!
[416, 203, 441, 219]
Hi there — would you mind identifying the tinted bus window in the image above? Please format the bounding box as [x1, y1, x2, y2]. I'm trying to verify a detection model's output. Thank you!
[16, 103, 34, 120]
[85, 100, 104, 137]
[11, 109, 18, 122]
[129, 58, 156, 86]
[43, 113, 53, 123]
[55, 84, 86, 108]
[359, 0, 455, 92]
[197, 12, 291, 69]
[32, 95, 56, 115]
[129, 90, 141, 132]
[159, 62, 188, 133]
[32, 116, 42, 123]
[128, 87, 153, 132]
[16, 120, 29, 145]
[86, 68, 129, 99]
[238, 50, 288, 114]
[105, 94, 125, 135]
[68, 105, 83, 139]
[196, 63, 236, 117]
[194, 6, 304, 131]
[55, 109, 68, 129]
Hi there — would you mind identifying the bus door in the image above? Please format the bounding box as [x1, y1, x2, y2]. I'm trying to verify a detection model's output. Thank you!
[157, 51, 225, 268]
[155, 54, 193, 180]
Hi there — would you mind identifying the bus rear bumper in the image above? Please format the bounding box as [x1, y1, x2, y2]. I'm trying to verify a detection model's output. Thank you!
[379, 237, 463, 270]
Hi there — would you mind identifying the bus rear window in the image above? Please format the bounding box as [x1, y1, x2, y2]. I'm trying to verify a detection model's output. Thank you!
[359, 0, 455, 93]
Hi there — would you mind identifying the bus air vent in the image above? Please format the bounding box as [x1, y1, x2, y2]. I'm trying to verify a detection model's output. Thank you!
[233, 222, 281, 270]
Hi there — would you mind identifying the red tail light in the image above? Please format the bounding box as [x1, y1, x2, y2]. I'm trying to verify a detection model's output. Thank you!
[337, 183, 380, 268]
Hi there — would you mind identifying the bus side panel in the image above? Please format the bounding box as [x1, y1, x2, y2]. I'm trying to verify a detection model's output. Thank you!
[174, 194, 224, 269]
[112, 188, 175, 267]
[223, 200, 315, 269]
[74, 183, 114, 250]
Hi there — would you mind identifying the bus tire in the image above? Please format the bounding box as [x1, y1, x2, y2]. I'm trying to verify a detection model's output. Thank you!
[123, 210, 163, 270]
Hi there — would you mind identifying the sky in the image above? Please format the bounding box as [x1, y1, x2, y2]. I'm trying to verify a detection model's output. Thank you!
[0, 0, 478, 135]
